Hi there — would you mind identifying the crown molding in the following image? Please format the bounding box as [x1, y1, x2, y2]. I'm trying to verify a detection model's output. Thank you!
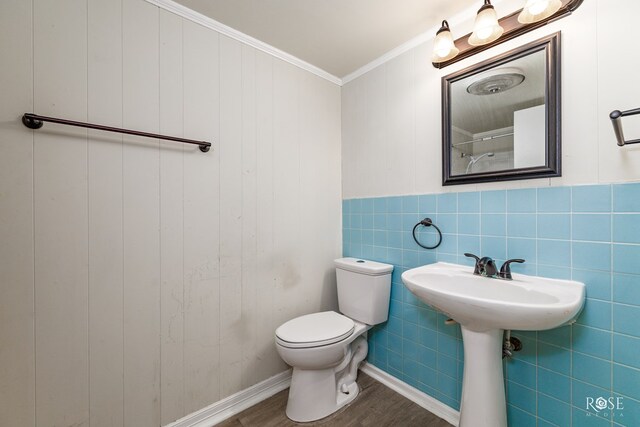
[144, 0, 343, 86]
[341, 0, 513, 85]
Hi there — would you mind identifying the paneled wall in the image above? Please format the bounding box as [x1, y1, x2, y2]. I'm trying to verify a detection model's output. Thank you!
[342, 0, 640, 198]
[0, 1, 342, 426]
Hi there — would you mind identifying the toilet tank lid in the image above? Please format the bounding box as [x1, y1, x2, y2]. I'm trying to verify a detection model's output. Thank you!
[334, 258, 394, 276]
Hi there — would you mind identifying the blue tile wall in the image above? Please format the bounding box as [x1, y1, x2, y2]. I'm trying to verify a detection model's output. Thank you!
[343, 184, 640, 427]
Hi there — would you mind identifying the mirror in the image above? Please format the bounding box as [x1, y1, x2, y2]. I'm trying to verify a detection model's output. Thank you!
[442, 32, 560, 185]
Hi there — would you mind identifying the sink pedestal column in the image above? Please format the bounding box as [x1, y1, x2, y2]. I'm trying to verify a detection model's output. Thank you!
[459, 327, 507, 427]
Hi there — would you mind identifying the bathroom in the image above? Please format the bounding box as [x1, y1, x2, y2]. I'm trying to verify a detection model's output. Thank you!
[1, 0, 639, 426]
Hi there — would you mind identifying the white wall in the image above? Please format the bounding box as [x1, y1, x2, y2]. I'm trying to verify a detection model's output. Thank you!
[514, 105, 545, 168]
[0, 1, 342, 426]
[342, 0, 640, 198]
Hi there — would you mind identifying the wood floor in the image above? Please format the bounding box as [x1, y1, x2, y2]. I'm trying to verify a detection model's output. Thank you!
[217, 373, 454, 427]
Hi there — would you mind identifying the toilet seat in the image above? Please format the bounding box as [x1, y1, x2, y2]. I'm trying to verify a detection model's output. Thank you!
[275, 311, 355, 349]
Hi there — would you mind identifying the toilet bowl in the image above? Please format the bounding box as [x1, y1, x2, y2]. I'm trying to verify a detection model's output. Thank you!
[275, 258, 393, 422]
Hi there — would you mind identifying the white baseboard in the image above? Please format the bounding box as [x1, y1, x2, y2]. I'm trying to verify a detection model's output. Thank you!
[164, 363, 459, 427]
[360, 363, 460, 426]
[164, 369, 292, 427]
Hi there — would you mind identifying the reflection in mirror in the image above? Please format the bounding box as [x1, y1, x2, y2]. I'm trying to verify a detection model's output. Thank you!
[451, 50, 545, 175]
[442, 33, 560, 185]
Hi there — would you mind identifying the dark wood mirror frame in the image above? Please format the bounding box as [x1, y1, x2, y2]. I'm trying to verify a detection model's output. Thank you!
[442, 32, 561, 186]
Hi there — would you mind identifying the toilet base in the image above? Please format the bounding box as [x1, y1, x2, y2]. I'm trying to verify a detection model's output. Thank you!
[285, 367, 360, 422]
[284, 336, 368, 422]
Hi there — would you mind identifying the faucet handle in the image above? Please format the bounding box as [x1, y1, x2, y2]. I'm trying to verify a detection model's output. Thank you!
[499, 259, 525, 280]
[464, 253, 481, 275]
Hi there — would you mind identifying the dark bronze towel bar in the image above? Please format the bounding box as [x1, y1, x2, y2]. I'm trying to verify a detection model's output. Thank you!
[22, 113, 211, 152]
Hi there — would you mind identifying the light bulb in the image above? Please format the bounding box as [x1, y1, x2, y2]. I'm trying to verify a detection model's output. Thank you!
[518, 0, 562, 24]
[432, 21, 459, 63]
[434, 42, 452, 59]
[469, 1, 504, 46]
[476, 26, 493, 41]
[529, 0, 549, 15]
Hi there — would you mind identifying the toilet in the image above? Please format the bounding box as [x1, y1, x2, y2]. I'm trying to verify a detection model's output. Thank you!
[275, 257, 393, 422]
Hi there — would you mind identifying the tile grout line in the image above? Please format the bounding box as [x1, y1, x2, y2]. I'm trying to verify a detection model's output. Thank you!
[610, 184, 615, 427]
[569, 187, 574, 426]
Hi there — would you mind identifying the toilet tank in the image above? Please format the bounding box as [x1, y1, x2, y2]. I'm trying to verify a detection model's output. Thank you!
[334, 258, 393, 325]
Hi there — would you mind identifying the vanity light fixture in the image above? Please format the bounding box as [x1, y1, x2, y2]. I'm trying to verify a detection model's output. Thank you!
[431, 0, 583, 68]
[469, 0, 504, 46]
[432, 20, 460, 63]
[518, 0, 563, 24]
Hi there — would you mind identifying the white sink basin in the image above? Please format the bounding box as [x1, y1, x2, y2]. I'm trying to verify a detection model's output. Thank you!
[402, 262, 585, 332]
[401, 262, 585, 427]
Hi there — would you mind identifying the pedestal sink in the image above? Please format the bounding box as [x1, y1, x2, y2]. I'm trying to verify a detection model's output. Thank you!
[402, 262, 585, 427]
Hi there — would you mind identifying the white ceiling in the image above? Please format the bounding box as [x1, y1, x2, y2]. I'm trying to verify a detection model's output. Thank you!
[173, 0, 478, 78]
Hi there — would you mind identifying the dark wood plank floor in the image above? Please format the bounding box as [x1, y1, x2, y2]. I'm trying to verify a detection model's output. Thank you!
[218, 373, 454, 427]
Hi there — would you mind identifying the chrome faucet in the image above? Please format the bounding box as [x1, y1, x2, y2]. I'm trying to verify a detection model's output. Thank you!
[464, 253, 525, 280]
